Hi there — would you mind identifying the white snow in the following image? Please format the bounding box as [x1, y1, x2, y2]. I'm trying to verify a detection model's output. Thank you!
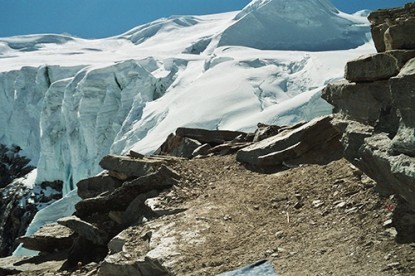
[15, 169, 38, 189]
[0, 0, 377, 256]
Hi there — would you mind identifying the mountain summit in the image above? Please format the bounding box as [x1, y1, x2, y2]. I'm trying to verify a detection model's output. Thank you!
[219, 0, 369, 50]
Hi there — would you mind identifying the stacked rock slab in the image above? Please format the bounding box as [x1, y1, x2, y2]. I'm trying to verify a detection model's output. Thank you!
[322, 4, 415, 212]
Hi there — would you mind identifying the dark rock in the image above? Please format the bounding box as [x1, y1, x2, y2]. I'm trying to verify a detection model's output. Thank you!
[208, 142, 251, 156]
[0, 144, 35, 189]
[236, 116, 340, 167]
[121, 191, 160, 227]
[63, 236, 108, 270]
[155, 133, 202, 158]
[175, 127, 247, 145]
[99, 154, 164, 178]
[77, 174, 123, 199]
[0, 180, 62, 257]
[192, 143, 212, 157]
[322, 80, 396, 128]
[17, 223, 74, 252]
[75, 165, 180, 217]
[384, 18, 415, 51]
[57, 216, 108, 246]
[253, 123, 282, 142]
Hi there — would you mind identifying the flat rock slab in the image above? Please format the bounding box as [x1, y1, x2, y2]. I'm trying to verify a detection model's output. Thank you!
[58, 216, 108, 246]
[17, 222, 74, 252]
[344, 50, 415, 82]
[99, 155, 165, 178]
[0, 254, 66, 275]
[236, 116, 339, 166]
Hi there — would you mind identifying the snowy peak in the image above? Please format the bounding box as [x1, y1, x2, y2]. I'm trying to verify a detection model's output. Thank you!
[219, 0, 370, 51]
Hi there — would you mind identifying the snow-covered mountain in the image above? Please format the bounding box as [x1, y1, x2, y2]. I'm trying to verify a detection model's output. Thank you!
[0, 0, 374, 253]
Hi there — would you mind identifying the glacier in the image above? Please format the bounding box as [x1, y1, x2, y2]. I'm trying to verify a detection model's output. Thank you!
[0, 0, 376, 255]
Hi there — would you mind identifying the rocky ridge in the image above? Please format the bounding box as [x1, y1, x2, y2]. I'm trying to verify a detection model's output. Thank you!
[322, 2, 415, 243]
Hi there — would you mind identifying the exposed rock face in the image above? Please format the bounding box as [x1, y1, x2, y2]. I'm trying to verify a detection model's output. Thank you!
[368, 3, 415, 52]
[0, 179, 62, 257]
[322, 3, 415, 226]
[12, 153, 181, 271]
[236, 116, 342, 167]
[155, 127, 251, 158]
[0, 144, 35, 189]
[17, 223, 74, 252]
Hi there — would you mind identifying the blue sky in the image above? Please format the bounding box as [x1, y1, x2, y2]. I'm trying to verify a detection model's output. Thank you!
[0, 0, 411, 38]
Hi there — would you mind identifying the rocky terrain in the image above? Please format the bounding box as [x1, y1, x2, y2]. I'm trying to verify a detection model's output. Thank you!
[323, 1, 415, 244]
[1, 3, 415, 276]
[0, 145, 62, 258]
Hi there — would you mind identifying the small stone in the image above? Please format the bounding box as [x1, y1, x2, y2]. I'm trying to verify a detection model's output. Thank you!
[384, 227, 398, 238]
[387, 262, 401, 268]
[223, 215, 232, 221]
[294, 201, 303, 209]
[275, 231, 284, 238]
[383, 219, 393, 228]
[312, 200, 324, 208]
[335, 202, 347, 208]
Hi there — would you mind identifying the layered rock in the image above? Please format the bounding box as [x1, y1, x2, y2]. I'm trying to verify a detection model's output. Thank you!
[155, 127, 251, 158]
[322, 3, 415, 230]
[17, 223, 74, 252]
[368, 3, 415, 52]
[14, 153, 181, 270]
[236, 116, 342, 167]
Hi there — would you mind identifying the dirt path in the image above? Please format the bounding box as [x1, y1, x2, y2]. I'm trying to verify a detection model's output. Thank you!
[159, 155, 415, 275]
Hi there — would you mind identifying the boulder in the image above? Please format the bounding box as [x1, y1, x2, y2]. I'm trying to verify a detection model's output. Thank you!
[322, 80, 395, 128]
[99, 155, 164, 178]
[17, 223, 74, 252]
[384, 18, 415, 51]
[236, 116, 340, 166]
[390, 58, 415, 128]
[344, 51, 415, 82]
[357, 134, 415, 207]
[155, 133, 202, 158]
[75, 165, 180, 217]
[77, 174, 123, 199]
[57, 216, 109, 246]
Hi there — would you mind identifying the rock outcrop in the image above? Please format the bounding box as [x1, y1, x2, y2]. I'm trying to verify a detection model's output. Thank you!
[155, 127, 251, 158]
[236, 116, 342, 167]
[13, 153, 181, 272]
[322, 2, 415, 241]
[0, 179, 62, 257]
